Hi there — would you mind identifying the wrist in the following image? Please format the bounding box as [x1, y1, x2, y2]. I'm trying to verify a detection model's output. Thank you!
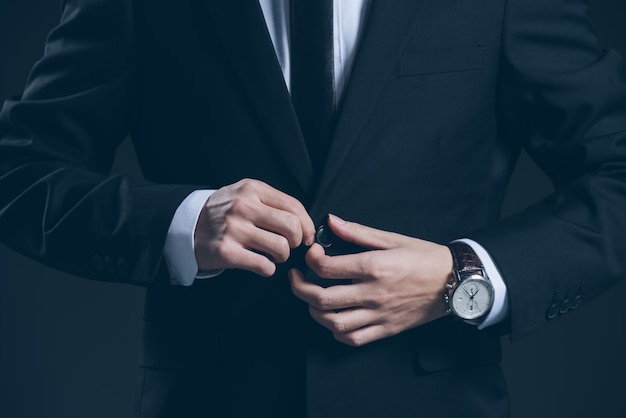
[444, 241, 494, 324]
[165, 190, 216, 286]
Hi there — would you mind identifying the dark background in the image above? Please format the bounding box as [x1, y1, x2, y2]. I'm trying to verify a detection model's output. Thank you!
[1, 1, 625, 417]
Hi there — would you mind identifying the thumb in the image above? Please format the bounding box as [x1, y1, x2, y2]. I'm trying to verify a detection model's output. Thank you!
[326, 214, 400, 250]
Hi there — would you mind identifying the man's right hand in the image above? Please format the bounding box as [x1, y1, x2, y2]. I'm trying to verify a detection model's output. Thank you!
[194, 179, 315, 277]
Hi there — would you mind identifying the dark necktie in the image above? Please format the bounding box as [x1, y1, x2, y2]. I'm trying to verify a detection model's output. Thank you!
[290, 0, 335, 173]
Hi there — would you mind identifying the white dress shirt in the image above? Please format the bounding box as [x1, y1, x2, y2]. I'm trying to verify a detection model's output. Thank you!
[163, 0, 508, 329]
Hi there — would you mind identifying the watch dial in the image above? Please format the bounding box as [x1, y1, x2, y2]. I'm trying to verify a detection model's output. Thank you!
[452, 278, 493, 320]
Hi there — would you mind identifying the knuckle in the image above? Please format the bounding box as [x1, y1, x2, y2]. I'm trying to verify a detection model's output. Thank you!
[229, 196, 250, 215]
[345, 334, 363, 347]
[260, 261, 277, 277]
[215, 243, 235, 265]
[366, 258, 390, 281]
[379, 291, 392, 307]
[270, 236, 290, 262]
[238, 178, 260, 194]
[240, 177, 256, 187]
[276, 214, 302, 247]
[222, 216, 241, 238]
[231, 179, 246, 193]
[286, 198, 305, 215]
[282, 213, 301, 236]
[314, 294, 333, 311]
[369, 289, 390, 308]
[315, 259, 333, 278]
[331, 319, 348, 334]
[252, 256, 275, 277]
[388, 323, 402, 337]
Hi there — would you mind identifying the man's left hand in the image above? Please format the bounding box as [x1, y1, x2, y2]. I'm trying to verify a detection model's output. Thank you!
[289, 214, 453, 347]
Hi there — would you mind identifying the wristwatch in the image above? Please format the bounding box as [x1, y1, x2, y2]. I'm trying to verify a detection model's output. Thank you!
[445, 241, 494, 323]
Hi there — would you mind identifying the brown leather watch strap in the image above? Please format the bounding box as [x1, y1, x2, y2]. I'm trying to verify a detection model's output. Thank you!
[448, 241, 484, 276]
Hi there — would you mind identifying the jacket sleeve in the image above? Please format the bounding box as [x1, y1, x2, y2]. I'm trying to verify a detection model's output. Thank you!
[0, 0, 197, 286]
[469, 0, 626, 340]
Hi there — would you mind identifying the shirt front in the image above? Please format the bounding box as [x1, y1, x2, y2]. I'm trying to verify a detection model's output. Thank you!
[259, 0, 372, 103]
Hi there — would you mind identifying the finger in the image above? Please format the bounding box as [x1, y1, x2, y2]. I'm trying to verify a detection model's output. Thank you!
[326, 214, 403, 250]
[218, 241, 277, 277]
[251, 204, 306, 249]
[240, 224, 291, 264]
[289, 269, 363, 310]
[309, 306, 379, 334]
[257, 184, 316, 246]
[305, 243, 375, 280]
[228, 191, 305, 249]
[333, 324, 390, 347]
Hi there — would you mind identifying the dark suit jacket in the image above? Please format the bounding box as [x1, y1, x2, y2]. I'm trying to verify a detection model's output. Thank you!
[2, 0, 626, 417]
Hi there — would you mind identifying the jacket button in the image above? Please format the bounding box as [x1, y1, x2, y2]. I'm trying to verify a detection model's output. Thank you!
[104, 256, 116, 275]
[316, 225, 334, 248]
[117, 258, 129, 277]
[92, 254, 104, 271]
[570, 294, 583, 310]
[546, 303, 559, 320]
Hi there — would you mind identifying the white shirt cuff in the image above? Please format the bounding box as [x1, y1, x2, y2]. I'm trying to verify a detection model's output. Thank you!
[163, 189, 222, 286]
[455, 238, 509, 330]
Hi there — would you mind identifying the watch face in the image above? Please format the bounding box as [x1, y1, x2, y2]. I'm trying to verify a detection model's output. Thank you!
[451, 276, 494, 320]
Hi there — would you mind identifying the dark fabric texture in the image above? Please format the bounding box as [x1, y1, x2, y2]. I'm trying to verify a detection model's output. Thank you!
[2, 0, 626, 417]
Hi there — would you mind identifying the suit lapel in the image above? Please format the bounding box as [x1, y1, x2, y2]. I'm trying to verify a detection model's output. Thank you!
[199, 1, 429, 201]
[314, 0, 430, 204]
[202, 0, 314, 194]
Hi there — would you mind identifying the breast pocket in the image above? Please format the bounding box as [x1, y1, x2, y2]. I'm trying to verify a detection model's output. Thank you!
[397, 45, 487, 77]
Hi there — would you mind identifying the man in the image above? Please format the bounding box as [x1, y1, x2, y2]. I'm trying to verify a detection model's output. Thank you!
[1, 0, 626, 417]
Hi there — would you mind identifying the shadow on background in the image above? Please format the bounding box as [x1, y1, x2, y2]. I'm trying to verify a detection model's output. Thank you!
[1, 1, 625, 417]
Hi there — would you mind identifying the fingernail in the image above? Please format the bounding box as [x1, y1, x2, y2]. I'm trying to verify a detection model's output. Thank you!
[328, 213, 346, 225]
